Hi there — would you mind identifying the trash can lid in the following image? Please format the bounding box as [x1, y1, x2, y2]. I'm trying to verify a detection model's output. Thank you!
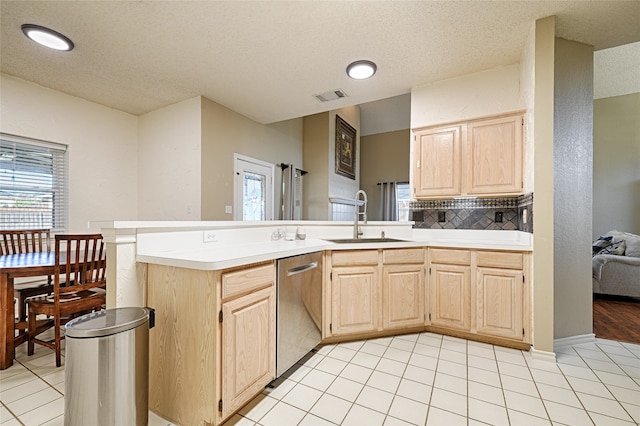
[65, 307, 151, 338]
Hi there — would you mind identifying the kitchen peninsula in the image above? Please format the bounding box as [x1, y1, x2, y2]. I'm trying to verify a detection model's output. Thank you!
[97, 220, 532, 425]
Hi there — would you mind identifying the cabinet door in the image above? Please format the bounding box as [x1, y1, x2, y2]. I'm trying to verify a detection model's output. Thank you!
[331, 266, 380, 335]
[413, 126, 462, 198]
[382, 265, 425, 330]
[466, 114, 523, 195]
[476, 267, 523, 340]
[222, 285, 276, 419]
[430, 264, 470, 331]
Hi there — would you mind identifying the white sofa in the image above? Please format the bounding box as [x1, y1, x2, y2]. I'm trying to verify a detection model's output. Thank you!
[592, 231, 640, 298]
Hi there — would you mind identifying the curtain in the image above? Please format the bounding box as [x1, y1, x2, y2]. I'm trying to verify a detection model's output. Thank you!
[380, 182, 398, 221]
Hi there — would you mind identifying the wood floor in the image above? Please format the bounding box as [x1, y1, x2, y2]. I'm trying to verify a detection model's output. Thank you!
[593, 294, 640, 344]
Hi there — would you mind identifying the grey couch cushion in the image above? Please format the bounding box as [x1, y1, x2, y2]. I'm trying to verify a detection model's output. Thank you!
[624, 234, 640, 257]
[593, 231, 640, 297]
[605, 230, 640, 257]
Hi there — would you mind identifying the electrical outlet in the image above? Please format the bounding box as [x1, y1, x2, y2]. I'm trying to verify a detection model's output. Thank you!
[203, 231, 217, 243]
[523, 208, 528, 224]
[494, 212, 503, 223]
[437, 211, 446, 223]
[225, 205, 233, 214]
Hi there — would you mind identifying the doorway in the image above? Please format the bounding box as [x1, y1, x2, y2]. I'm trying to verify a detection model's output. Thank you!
[234, 154, 274, 221]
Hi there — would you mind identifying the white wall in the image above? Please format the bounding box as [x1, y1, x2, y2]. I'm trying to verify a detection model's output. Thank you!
[138, 96, 202, 220]
[410, 64, 524, 129]
[0, 74, 138, 232]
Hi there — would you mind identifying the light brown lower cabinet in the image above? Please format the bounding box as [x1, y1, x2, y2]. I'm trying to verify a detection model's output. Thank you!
[428, 248, 530, 345]
[331, 265, 380, 335]
[382, 264, 425, 329]
[429, 263, 471, 331]
[221, 285, 275, 419]
[475, 267, 523, 340]
[328, 248, 426, 337]
[147, 261, 276, 426]
[475, 250, 525, 341]
[146, 246, 530, 424]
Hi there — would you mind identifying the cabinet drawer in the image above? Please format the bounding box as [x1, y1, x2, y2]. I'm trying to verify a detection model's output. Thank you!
[331, 250, 378, 266]
[430, 248, 471, 265]
[222, 263, 275, 300]
[383, 248, 425, 264]
[477, 251, 523, 270]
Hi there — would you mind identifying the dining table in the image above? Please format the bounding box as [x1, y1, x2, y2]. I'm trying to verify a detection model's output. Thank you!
[0, 251, 57, 370]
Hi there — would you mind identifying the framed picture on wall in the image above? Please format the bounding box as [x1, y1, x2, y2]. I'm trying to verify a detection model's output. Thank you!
[335, 115, 356, 180]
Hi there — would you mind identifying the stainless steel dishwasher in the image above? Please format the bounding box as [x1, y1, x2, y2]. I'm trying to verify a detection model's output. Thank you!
[276, 251, 323, 377]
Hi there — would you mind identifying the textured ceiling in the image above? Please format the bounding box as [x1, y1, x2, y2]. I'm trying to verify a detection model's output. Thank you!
[1, 1, 639, 124]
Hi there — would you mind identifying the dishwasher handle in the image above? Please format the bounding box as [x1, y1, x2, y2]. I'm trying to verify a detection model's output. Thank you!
[287, 261, 318, 277]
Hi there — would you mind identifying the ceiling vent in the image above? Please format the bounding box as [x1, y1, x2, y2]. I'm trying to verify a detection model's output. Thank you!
[314, 89, 347, 103]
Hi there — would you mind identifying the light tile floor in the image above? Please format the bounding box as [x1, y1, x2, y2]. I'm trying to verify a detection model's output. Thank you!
[1, 331, 639, 425]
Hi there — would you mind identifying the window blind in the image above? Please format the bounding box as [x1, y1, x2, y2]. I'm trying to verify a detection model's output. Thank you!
[0, 134, 68, 232]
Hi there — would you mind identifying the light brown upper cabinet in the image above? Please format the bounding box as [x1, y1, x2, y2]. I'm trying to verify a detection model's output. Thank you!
[413, 111, 524, 199]
[413, 125, 462, 198]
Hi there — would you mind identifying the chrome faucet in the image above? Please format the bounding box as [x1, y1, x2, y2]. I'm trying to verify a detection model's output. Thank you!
[353, 190, 368, 239]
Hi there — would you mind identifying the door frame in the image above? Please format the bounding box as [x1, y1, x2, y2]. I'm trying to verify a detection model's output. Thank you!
[233, 153, 275, 221]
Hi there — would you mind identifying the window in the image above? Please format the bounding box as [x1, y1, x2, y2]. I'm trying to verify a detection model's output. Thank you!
[243, 171, 268, 220]
[0, 134, 67, 231]
[234, 154, 274, 221]
[397, 183, 411, 221]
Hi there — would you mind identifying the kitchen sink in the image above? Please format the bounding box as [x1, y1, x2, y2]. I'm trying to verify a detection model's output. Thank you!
[324, 237, 410, 244]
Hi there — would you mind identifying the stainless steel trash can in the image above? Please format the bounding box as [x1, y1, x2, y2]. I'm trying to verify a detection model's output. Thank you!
[64, 307, 154, 426]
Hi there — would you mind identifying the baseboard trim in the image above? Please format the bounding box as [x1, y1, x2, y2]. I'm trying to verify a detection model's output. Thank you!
[553, 333, 596, 350]
[529, 347, 557, 363]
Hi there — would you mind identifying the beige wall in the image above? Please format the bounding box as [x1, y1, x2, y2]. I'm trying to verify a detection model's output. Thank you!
[138, 97, 202, 220]
[0, 75, 304, 226]
[201, 97, 303, 220]
[360, 129, 410, 221]
[593, 93, 640, 237]
[303, 106, 361, 220]
[328, 107, 361, 202]
[0, 73, 138, 232]
[553, 38, 594, 340]
[410, 63, 524, 129]
[532, 16, 556, 352]
[520, 24, 536, 194]
[303, 112, 330, 220]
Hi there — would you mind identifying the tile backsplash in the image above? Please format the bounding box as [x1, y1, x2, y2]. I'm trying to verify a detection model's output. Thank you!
[410, 193, 533, 232]
[331, 201, 356, 221]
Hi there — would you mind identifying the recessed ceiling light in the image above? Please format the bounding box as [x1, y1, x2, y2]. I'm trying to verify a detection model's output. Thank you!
[346, 60, 377, 80]
[21, 24, 74, 51]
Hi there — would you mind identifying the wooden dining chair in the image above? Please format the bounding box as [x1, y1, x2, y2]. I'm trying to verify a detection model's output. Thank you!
[0, 229, 54, 323]
[27, 234, 107, 367]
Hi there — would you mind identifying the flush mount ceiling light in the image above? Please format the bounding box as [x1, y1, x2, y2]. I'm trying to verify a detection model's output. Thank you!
[346, 60, 377, 80]
[21, 24, 74, 51]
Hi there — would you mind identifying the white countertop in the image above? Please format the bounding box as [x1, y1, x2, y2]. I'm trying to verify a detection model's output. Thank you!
[133, 225, 532, 270]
